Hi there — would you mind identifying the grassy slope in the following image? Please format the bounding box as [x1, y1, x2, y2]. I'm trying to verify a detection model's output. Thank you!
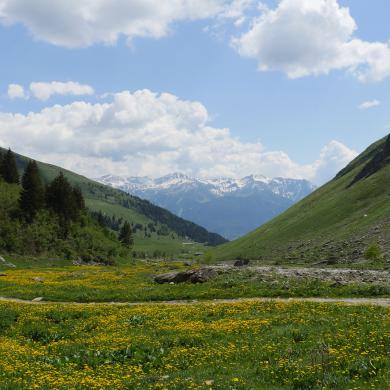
[0, 147, 226, 255]
[214, 135, 390, 263]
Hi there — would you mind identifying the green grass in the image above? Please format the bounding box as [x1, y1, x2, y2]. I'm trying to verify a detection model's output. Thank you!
[214, 135, 390, 263]
[0, 262, 389, 303]
[0, 300, 388, 389]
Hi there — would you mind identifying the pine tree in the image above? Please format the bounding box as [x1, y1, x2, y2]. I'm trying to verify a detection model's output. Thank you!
[119, 221, 134, 249]
[72, 186, 85, 212]
[0, 151, 4, 180]
[19, 160, 45, 222]
[46, 172, 86, 224]
[2, 149, 19, 184]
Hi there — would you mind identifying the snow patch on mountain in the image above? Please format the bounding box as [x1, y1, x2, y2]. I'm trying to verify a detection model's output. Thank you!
[97, 173, 315, 201]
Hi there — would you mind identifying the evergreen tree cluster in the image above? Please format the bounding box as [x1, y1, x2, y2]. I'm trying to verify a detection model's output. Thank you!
[119, 221, 134, 249]
[0, 149, 135, 262]
[0, 149, 20, 184]
[45, 172, 85, 232]
[0, 150, 131, 263]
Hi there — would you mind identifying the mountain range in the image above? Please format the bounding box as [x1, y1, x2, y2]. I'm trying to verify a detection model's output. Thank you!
[97, 173, 315, 239]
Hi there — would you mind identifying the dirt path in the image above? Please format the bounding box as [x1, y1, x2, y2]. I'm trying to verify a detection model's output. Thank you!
[1, 296, 389, 307]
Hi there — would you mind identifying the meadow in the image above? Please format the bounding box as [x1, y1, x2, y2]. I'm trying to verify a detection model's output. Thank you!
[0, 300, 388, 389]
[0, 262, 389, 303]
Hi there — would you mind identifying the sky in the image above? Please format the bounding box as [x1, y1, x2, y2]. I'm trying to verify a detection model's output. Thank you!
[0, 0, 389, 185]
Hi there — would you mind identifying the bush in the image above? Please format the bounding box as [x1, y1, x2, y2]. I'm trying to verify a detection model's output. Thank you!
[364, 243, 383, 261]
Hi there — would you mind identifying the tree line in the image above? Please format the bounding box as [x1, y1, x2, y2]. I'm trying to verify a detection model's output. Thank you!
[0, 149, 133, 248]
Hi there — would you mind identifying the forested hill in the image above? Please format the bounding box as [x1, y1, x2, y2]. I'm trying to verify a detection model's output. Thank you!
[1, 147, 227, 247]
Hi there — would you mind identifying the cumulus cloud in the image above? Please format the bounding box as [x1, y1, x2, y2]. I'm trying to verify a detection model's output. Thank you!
[233, 0, 390, 81]
[0, 88, 357, 184]
[309, 140, 358, 184]
[358, 100, 381, 110]
[0, 89, 356, 184]
[29, 81, 94, 101]
[7, 83, 25, 99]
[0, 0, 227, 47]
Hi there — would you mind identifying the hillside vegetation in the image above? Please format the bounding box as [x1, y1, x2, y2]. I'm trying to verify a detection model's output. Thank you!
[0, 147, 226, 258]
[215, 134, 390, 264]
[0, 162, 127, 264]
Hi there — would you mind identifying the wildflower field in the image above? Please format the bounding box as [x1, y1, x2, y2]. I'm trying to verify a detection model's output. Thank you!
[0, 300, 389, 389]
[0, 262, 389, 303]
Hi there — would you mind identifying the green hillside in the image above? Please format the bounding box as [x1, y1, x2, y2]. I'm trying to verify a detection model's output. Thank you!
[0, 147, 227, 258]
[214, 134, 390, 264]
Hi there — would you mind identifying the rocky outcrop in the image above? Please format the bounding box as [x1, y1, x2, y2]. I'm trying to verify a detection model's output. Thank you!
[154, 268, 218, 284]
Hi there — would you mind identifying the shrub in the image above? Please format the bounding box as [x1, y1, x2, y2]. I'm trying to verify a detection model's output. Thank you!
[364, 243, 383, 261]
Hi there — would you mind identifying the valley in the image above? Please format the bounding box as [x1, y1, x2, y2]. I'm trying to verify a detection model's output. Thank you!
[0, 135, 389, 390]
[97, 173, 315, 239]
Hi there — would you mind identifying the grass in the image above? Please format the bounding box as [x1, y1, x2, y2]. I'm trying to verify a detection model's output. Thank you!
[0, 262, 389, 303]
[0, 300, 388, 389]
[214, 136, 390, 263]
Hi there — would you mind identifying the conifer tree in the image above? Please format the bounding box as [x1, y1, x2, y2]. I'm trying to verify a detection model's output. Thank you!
[2, 149, 19, 184]
[0, 151, 4, 180]
[19, 160, 45, 222]
[119, 221, 134, 249]
[72, 186, 85, 212]
[46, 172, 85, 224]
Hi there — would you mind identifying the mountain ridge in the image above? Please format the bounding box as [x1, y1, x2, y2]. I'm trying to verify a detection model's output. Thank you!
[96, 173, 315, 239]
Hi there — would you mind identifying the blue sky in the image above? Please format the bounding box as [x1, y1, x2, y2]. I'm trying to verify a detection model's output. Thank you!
[0, 0, 389, 184]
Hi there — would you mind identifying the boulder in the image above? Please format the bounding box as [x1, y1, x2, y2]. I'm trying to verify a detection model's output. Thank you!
[189, 268, 217, 283]
[154, 268, 217, 284]
[234, 259, 250, 267]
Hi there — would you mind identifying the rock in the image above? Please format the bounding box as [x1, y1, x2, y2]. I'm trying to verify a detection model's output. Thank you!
[154, 271, 192, 284]
[32, 297, 44, 302]
[0, 255, 16, 268]
[189, 268, 217, 283]
[32, 277, 44, 282]
[234, 259, 250, 267]
[154, 268, 217, 284]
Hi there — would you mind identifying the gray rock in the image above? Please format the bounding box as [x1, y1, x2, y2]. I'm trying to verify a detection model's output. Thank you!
[234, 259, 250, 267]
[154, 268, 217, 284]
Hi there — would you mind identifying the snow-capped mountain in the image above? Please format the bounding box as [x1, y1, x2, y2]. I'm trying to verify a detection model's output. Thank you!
[96, 173, 316, 239]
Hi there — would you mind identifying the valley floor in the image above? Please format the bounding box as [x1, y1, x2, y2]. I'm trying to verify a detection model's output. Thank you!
[0, 259, 389, 389]
[0, 261, 389, 303]
[0, 299, 389, 389]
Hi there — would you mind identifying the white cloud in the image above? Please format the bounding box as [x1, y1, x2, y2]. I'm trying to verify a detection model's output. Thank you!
[7, 83, 25, 99]
[233, 0, 390, 81]
[358, 100, 381, 110]
[29, 81, 94, 101]
[217, 0, 255, 26]
[309, 140, 357, 184]
[0, 0, 227, 48]
[0, 89, 356, 184]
